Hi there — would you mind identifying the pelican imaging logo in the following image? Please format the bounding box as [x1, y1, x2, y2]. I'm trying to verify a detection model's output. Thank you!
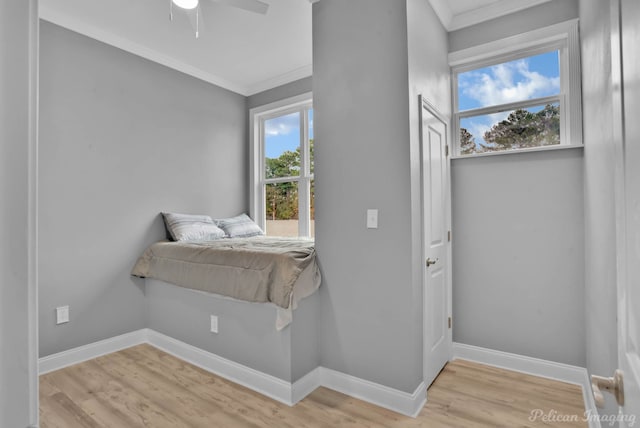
[529, 409, 636, 426]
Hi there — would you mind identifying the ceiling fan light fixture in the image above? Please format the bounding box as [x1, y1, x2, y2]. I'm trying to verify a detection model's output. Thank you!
[172, 0, 199, 10]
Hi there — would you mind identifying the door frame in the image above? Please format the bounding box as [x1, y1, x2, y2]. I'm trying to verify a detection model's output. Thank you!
[27, 0, 39, 426]
[419, 95, 454, 384]
[611, 0, 640, 422]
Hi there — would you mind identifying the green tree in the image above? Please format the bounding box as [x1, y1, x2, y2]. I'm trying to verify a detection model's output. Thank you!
[460, 127, 476, 155]
[266, 182, 298, 220]
[265, 140, 314, 221]
[265, 150, 300, 179]
[482, 104, 560, 151]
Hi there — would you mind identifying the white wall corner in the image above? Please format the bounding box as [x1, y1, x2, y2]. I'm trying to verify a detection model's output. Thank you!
[291, 367, 321, 404]
[452, 343, 601, 428]
[319, 367, 427, 418]
[428, 0, 453, 30]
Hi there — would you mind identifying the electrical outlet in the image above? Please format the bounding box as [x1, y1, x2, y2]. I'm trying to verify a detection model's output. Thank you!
[210, 315, 218, 333]
[56, 306, 69, 325]
[367, 209, 378, 229]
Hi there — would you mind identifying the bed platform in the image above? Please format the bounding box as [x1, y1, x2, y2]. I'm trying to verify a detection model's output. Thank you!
[144, 277, 320, 384]
[132, 236, 321, 329]
[131, 235, 321, 384]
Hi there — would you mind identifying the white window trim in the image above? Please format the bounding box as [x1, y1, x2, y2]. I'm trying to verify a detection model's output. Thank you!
[449, 19, 582, 158]
[249, 92, 313, 236]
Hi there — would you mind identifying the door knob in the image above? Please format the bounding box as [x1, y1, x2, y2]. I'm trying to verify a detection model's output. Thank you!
[426, 258, 438, 267]
[591, 369, 624, 408]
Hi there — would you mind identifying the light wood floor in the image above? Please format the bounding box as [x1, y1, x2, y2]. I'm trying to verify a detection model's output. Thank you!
[40, 344, 587, 427]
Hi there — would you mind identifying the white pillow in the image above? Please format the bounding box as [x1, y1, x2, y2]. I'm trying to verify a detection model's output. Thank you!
[215, 213, 264, 238]
[162, 212, 226, 242]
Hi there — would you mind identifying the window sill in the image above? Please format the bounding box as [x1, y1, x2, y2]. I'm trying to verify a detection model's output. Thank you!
[451, 143, 584, 160]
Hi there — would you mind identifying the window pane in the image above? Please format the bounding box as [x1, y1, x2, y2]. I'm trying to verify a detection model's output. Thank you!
[265, 112, 300, 178]
[458, 51, 560, 111]
[308, 109, 314, 175]
[310, 179, 315, 238]
[460, 103, 560, 155]
[265, 181, 299, 237]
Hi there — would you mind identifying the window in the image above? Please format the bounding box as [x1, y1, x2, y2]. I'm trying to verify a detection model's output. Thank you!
[250, 93, 314, 238]
[450, 20, 582, 157]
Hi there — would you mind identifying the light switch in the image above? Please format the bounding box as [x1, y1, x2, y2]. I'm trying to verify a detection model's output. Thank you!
[210, 315, 219, 333]
[367, 209, 378, 229]
[56, 306, 69, 325]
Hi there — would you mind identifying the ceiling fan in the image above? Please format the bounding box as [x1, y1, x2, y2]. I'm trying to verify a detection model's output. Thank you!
[170, 0, 269, 38]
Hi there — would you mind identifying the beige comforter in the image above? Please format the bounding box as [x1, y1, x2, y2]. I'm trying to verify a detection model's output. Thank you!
[131, 237, 317, 309]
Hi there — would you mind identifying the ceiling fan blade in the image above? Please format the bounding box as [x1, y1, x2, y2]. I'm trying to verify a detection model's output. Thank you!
[213, 0, 269, 14]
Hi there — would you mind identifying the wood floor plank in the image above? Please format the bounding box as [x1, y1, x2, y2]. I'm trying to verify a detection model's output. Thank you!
[94, 350, 262, 428]
[431, 362, 586, 420]
[74, 359, 191, 428]
[39, 376, 63, 399]
[40, 344, 588, 427]
[121, 345, 305, 428]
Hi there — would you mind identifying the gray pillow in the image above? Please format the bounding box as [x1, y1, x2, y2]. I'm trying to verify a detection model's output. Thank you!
[162, 212, 226, 242]
[215, 213, 264, 238]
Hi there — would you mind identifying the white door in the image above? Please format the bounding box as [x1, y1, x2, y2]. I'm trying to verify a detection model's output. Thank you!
[420, 96, 452, 387]
[613, 0, 640, 423]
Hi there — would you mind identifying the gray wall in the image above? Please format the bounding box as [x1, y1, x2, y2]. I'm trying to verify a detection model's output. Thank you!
[244, 5, 445, 385]
[449, 1, 586, 366]
[448, 0, 579, 52]
[406, 0, 451, 379]
[580, 0, 620, 414]
[247, 77, 312, 110]
[452, 149, 585, 365]
[1, 1, 37, 425]
[146, 278, 319, 382]
[314, 0, 423, 393]
[38, 22, 247, 357]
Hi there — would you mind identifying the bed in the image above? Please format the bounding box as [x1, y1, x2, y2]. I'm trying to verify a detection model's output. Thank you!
[131, 235, 321, 329]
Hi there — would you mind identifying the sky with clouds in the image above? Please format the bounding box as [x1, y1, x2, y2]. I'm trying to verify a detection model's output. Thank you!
[264, 110, 313, 159]
[264, 52, 560, 155]
[458, 50, 560, 145]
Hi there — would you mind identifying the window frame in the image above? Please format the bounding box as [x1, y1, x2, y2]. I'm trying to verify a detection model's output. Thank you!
[249, 92, 314, 237]
[449, 19, 582, 158]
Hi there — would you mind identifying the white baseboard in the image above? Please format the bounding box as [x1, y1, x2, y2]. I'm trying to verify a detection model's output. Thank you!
[452, 342, 586, 384]
[452, 342, 601, 428]
[292, 366, 321, 404]
[147, 330, 425, 416]
[145, 329, 296, 406]
[38, 329, 147, 375]
[38, 329, 423, 417]
[319, 367, 427, 418]
[39, 334, 602, 423]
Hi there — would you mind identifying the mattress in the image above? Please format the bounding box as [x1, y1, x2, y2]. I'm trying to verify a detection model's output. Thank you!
[131, 236, 321, 329]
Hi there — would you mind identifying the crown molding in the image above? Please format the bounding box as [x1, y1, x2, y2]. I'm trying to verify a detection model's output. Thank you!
[429, 0, 553, 32]
[39, 6, 247, 94]
[246, 64, 312, 96]
[449, 0, 553, 31]
[39, 4, 310, 96]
